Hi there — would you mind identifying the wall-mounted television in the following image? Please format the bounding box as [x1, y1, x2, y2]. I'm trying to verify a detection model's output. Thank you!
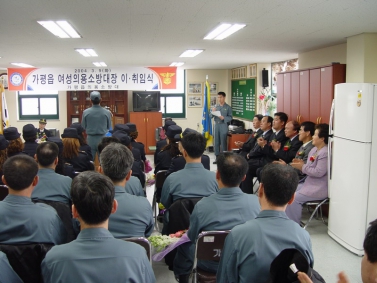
[132, 91, 161, 112]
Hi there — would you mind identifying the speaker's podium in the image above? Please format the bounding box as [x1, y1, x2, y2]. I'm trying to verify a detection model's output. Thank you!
[227, 133, 251, 151]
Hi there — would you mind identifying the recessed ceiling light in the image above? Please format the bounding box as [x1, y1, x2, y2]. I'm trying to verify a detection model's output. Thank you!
[37, 21, 81, 38]
[11, 63, 34, 67]
[179, 50, 204, 57]
[204, 23, 246, 40]
[75, 49, 98, 57]
[169, 62, 184, 67]
[93, 62, 107, 67]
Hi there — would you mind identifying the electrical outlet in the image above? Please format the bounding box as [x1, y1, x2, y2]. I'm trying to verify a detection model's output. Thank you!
[197, 123, 199, 127]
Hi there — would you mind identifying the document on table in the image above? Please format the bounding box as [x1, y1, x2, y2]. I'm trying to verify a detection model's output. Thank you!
[211, 111, 221, 117]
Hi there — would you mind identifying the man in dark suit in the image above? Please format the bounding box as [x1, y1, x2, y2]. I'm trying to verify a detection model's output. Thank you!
[235, 114, 263, 158]
[241, 112, 289, 193]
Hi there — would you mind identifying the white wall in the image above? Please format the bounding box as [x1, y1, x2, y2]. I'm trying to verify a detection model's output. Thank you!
[298, 43, 347, 69]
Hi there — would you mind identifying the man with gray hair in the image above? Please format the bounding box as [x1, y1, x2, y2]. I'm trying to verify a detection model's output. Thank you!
[99, 143, 153, 238]
[81, 91, 112, 160]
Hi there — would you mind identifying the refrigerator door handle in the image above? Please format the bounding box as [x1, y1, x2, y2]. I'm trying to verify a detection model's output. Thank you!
[328, 136, 332, 181]
[329, 99, 335, 135]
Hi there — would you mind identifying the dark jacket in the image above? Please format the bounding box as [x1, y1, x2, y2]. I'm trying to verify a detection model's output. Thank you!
[239, 129, 264, 157]
[131, 140, 146, 162]
[23, 141, 39, 157]
[65, 151, 93, 173]
[36, 128, 51, 139]
[154, 150, 173, 174]
[154, 139, 167, 163]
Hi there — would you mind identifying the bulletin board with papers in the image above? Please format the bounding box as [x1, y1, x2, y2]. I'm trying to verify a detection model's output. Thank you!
[231, 79, 256, 121]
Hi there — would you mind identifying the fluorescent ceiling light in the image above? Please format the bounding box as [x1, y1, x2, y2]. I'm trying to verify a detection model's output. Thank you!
[204, 23, 232, 40]
[76, 49, 98, 57]
[204, 23, 246, 40]
[169, 62, 184, 67]
[11, 63, 34, 67]
[179, 50, 204, 57]
[93, 62, 107, 67]
[37, 21, 81, 38]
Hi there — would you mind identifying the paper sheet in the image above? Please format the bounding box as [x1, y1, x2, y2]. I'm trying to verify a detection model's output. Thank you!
[211, 111, 221, 117]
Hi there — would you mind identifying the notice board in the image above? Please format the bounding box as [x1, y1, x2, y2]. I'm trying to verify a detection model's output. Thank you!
[231, 79, 256, 121]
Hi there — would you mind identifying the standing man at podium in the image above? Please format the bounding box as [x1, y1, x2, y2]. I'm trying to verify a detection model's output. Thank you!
[210, 91, 232, 164]
[81, 91, 112, 161]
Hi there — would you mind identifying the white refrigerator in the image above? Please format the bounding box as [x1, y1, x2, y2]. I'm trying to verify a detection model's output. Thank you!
[328, 83, 377, 256]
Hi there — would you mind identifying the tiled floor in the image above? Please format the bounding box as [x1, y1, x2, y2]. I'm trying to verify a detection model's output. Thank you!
[145, 153, 363, 283]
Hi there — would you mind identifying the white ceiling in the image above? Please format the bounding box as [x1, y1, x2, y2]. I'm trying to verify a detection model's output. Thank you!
[1, 0, 377, 70]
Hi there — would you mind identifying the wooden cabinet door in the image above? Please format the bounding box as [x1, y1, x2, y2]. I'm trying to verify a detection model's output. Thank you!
[145, 112, 162, 154]
[130, 112, 147, 146]
[299, 70, 310, 123]
[110, 90, 128, 125]
[283, 73, 291, 119]
[276, 73, 284, 112]
[320, 66, 333, 124]
[309, 68, 321, 123]
[290, 72, 300, 122]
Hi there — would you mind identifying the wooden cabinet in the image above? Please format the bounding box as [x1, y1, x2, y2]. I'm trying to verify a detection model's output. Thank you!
[129, 112, 162, 154]
[227, 133, 251, 151]
[277, 64, 346, 124]
[67, 90, 128, 127]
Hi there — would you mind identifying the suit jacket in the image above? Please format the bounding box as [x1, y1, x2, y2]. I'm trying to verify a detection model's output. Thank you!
[165, 155, 210, 176]
[239, 129, 263, 157]
[261, 129, 289, 163]
[154, 139, 167, 163]
[274, 135, 303, 163]
[248, 129, 273, 160]
[293, 141, 315, 179]
[131, 140, 146, 162]
[299, 146, 328, 199]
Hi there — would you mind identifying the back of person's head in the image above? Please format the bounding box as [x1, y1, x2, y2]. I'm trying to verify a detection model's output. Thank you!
[261, 163, 298, 206]
[301, 121, 316, 136]
[71, 171, 114, 225]
[255, 114, 263, 121]
[36, 142, 59, 167]
[218, 91, 226, 97]
[315, 123, 329, 144]
[364, 219, 377, 263]
[274, 112, 288, 125]
[90, 91, 101, 105]
[181, 132, 206, 158]
[3, 155, 38, 190]
[62, 138, 80, 159]
[217, 152, 248, 187]
[100, 143, 134, 182]
[97, 137, 121, 154]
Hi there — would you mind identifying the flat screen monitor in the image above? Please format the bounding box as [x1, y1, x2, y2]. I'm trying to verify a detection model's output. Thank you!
[133, 91, 161, 112]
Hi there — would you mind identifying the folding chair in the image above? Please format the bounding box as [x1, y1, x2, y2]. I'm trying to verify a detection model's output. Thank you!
[153, 170, 168, 230]
[0, 185, 8, 201]
[301, 198, 329, 229]
[123, 237, 152, 264]
[191, 230, 230, 283]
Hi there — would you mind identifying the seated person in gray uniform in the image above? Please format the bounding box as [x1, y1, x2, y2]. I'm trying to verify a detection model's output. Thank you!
[217, 163, 314, 283]
[99, 143, 153, 238]
[41, 171, 155, 283]
[32, 142, 72, 205]
[98, 137, 145, 197]
[0, 251, 23, 283]
[174, 152, 261, 283]
[0, 155, 66, 245]
[161, 132, 218, 210]
[22, 123, 38, 157]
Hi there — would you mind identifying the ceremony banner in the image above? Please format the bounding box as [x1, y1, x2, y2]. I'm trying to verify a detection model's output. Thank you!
[7, 67, 177, 91]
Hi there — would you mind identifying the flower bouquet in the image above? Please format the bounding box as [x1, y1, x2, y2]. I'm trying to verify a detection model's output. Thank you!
[149, 230, 190, 261]
[36, 135, 48, 144]
[258, 88, 277, 116]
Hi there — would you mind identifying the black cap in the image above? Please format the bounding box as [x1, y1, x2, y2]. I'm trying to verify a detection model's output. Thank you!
[70, 122, 84, 135]
[23, 124, 37, 139]
[3, 127, 21, 141]
[166, 125, 182, 139]
[174, 128, 197, 141]
[111, 124, 130, 134]
[112, 131, 131, 146]
[47, 137, 63, 153]
[163, 120, 176, 131]
[39, 118, 47, 124]
[0, 135, 9, 150]
[61, 128, 79, 139]
[126, 123, 137, 132]
[268, 249, 311, 283]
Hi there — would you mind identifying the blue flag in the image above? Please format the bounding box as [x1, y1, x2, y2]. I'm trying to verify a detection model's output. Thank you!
[202, 81, 213, 147]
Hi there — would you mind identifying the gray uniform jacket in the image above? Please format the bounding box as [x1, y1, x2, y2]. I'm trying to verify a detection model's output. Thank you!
[0, 195, 66, 245]
[32, 168, 72, 204]
[81, 105, 111, 135]
[125, 176, 145, 197]
[174, 187, 260, 275]
[210, 102, 233, 125]
[108, 186, 153, 238]
[41, 228, 156, 283]
[0, 251, 23, 283]
[161, 163, 218, 208]
[217, 210, 314, 283]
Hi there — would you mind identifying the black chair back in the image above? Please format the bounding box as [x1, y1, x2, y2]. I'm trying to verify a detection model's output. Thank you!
[123, 237, 152, 264]
[0, 185, 8, 201]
